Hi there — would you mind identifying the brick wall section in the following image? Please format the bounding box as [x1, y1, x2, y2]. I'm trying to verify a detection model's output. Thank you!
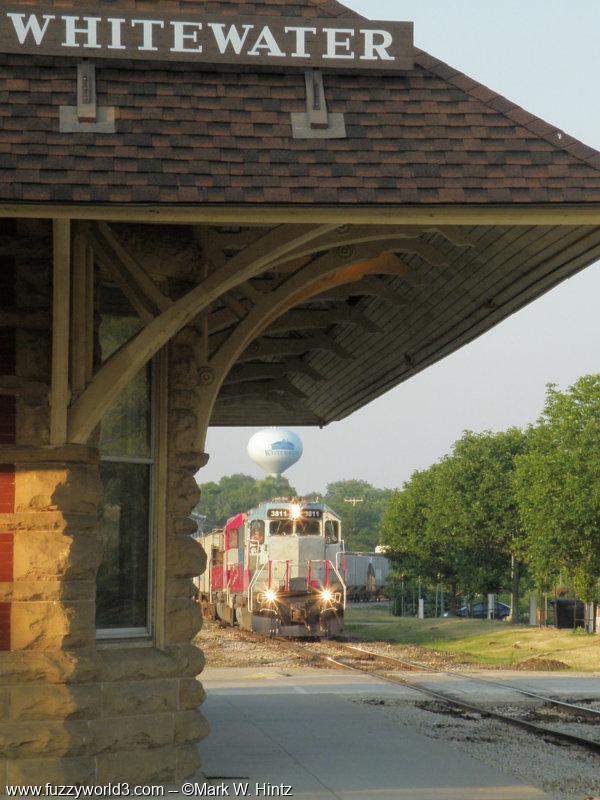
[0, 1, 598, 204]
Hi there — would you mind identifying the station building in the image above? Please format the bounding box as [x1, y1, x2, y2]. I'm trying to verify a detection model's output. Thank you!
[2, 0, 600, 786]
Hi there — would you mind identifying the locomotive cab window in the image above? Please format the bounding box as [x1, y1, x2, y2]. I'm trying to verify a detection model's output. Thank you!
[296, 519, 321, 536]
[228, 529, 240, 549]
[249, 520, 265, 544]
[270, 519, 293, 536]
[325, 520, 340, 544]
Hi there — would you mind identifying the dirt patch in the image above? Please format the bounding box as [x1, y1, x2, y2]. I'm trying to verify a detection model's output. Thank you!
[517, 657, 569, 671]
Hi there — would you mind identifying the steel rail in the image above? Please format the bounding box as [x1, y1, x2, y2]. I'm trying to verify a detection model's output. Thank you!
[210, 624, 600, 752]
[322, 653, 600, 756]
[341, 644, 600, 722]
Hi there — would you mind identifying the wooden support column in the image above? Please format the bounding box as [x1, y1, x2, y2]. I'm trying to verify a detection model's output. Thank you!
[70, 225, 93, 398]
[50, 218, 71, 445]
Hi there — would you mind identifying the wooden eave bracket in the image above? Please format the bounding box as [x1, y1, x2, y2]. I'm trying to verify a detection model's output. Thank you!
[59, 61, 115, 134]
[291, 69, 346, 140]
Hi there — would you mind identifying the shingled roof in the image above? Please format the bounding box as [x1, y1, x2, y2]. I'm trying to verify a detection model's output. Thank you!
[1, 0, 600, 205]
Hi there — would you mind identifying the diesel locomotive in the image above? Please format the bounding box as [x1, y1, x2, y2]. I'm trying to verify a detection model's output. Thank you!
[196, 499, 347, 637]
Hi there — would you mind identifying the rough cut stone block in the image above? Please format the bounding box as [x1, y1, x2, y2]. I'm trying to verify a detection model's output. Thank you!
[90, 712, 174, 754]
[166, 645, 205, 678]
[10, 601, 95, 650]
[167, 536, 206, 579]
[101, 679, 179, 717]
[179, 678, 206, 710]
[13, 529, 100, 581]
[0, 757, 6, 789]
[6, 755, 95, 786]
[97, 746, 176, 784]
[169, 409, 198, 454]
[0, 650, 100, 685]
[168, 471, 201, 515]
[0, 579, 94, 603]
[99, 647, 182, 682]
[0, 719, 90, 758]
[165, 598, 202, 645]
[14, 464, 101, 514]
[168, 577, 200, 600]
[9, 684, 101, 722]
[174, 710, 210, 745]
[175, 743, 202, 782]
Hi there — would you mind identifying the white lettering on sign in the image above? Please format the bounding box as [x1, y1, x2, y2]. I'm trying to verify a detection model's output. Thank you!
[248, 25, 286, 58]
[170, 21, 203, 54]
[323, 28, 355, 60]
[360, 29, 394, 61]
[284, 26, 317, 59]
[131, 19, 164, 52]
[7, 13, 54, 45]
[0, 9, 414, 71]
[208, 23, 254, 55]
[62, 16, 101, 49]
[108, 18, 126, 50]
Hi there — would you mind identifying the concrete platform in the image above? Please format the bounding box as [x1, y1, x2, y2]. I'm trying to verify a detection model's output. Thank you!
[198, 667, 552, 800]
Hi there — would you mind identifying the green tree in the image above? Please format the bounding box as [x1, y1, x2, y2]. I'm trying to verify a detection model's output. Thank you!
[196, 473, 297, 530]
[307, 479, 394, 551]
[380, 462, 463, 610]
[515, 376, 600, 602]
[381, 429, 528, 619]
[429, 429, 528, 619]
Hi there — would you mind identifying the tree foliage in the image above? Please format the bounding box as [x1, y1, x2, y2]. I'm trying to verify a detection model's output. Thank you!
[381, 429, 527, 607]
[515, 376, 600, 601]
[196, 475, 392, 551]
[307, 479, 394, 552]
[196, 474, 297, 531]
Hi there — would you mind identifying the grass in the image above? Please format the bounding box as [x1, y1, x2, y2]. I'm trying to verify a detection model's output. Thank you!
[344, 605, 600, 671]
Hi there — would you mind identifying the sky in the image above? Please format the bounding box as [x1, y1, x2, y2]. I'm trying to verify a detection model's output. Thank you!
[200, 0, 600, 495]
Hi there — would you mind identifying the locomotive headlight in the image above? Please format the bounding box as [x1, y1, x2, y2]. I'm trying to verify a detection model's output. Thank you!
[290, 504, 302, 520]
[265, 589, 278, 604]
[321, 589, 334, 604]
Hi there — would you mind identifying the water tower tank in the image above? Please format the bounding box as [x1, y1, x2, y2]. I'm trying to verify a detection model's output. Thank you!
[247, 428, 303, 477]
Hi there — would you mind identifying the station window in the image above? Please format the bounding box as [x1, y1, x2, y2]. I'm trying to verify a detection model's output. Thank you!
[325, 520, 340, 544]
[96, 284, 154, 639]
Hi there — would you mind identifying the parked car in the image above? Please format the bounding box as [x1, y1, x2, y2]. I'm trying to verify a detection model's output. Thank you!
[445, 601, 510, 620]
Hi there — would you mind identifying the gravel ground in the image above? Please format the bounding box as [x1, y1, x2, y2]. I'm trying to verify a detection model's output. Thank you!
[351, 696, 600, 800]
[198, 621, 481, 670]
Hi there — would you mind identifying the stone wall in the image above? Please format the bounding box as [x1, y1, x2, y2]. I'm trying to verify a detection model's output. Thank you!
[0, 222, 209, 786]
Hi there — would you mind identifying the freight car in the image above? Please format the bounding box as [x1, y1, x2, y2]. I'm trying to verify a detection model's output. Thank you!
[196, 499, 347, 637]
[338, 552, 391, 601]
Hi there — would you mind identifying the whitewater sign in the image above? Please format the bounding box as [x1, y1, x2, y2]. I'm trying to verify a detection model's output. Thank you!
[0, 8, 413, 70]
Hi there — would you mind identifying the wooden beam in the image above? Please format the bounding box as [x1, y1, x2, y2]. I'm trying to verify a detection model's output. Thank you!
[50, 218, 71, 445]
[2, 202, 596, 227]
[225, 359, 326, 385]
[317, 275, 407, 305]
[268, 307, 383, 334]
[70, 227, 90, 397]
[68, 223, 337, 443]
[239, 335, 354, 362]
[84, 221, 172, 323]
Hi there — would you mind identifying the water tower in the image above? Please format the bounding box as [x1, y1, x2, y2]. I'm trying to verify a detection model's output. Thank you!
[247, 428, 303, 477]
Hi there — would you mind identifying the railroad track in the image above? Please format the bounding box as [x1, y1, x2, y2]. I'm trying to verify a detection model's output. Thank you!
[231, 628, 600, 755]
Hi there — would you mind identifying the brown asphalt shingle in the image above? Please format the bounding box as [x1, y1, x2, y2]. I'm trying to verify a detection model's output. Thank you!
[0, 0, 599, 204]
